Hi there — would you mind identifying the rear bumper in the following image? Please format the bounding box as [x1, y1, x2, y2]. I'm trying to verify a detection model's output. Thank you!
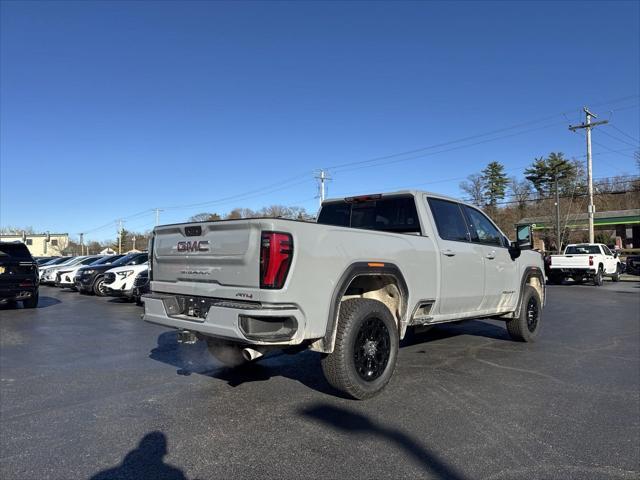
[0, 286, 37, 303]
[549, 267, 595, 275]
[142, 293, 306, 345]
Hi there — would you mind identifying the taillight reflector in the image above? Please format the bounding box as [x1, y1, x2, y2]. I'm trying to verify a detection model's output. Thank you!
[260, 232, 293, 289]
[589, 256, 594, 266]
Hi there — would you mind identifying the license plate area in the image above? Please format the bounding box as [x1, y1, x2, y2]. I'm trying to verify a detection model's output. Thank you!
[160, 294, 262, 319]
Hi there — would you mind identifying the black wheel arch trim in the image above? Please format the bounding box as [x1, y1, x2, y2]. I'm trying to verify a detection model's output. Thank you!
[322, 262, 409, 352]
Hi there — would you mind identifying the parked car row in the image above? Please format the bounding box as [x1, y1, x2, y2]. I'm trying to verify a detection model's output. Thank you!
[1, 243, 152, 309]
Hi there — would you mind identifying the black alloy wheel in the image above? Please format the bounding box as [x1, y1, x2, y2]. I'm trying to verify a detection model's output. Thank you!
[353, 317, 391, 381]
[525, 297, 539, 333]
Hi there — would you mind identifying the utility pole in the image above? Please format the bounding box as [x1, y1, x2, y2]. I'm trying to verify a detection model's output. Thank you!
[569, 107, 608, 243]
[79, 233, 84, 255]
[554, 172, 561, 253]
[154, 208, 164, 226]
[117, 219, 124, 254]
[132, 236, 137, 251]
[314, 170, 332, 207]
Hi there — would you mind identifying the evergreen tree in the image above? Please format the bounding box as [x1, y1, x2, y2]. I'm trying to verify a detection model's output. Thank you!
[481, 161, 508, 207]
[524, 152, 582, 197]
[523, 156, 548, 197]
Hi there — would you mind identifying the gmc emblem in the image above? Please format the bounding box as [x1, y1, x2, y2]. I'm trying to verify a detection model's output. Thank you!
[177, 240, 210, 252]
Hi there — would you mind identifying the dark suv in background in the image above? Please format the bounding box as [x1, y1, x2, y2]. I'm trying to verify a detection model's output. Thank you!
[0, 242, 39, 308]
[75, 252, 148, 296]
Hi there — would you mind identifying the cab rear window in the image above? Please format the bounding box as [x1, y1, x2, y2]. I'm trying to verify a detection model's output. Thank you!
[565, 245, 601, 254]
[0, 243, 33, 261]
[317, 196, 421, 234]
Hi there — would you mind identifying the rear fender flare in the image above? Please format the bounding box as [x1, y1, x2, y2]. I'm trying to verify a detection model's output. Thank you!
[321, 262, 408, 353]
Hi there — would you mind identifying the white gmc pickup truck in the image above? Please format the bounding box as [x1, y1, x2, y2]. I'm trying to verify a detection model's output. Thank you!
[143, 191, 545, 399]
[548, 243, 621, 286]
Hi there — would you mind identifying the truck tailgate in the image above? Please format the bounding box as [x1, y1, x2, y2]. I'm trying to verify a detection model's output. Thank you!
[549, 255, 592, 268]
[152, 221, 261, 288]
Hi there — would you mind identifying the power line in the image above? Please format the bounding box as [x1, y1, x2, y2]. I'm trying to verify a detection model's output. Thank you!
[599, 128, 639, 148]
[330, 121, 568, 175]
[461, 176, 639, 206]
[161, 173, 311, 211]
[79, 96, 638, 236]
[609, 125, 639, 143]
[322, 95, 638, 173]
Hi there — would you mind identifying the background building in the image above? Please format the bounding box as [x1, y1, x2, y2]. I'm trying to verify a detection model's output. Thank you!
[0, 233, 70, 257]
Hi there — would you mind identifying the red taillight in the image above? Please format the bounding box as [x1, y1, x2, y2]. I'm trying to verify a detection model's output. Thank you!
[589, 256, 594, 266]
[260, 232, 293, 289]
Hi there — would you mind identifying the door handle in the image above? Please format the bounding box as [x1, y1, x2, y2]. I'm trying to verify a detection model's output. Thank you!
[486, 250, 496, 260]
[441, 249, 456, 257]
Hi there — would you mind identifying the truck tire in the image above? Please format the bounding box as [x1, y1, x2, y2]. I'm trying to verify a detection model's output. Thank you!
[611, 265, 620, 282]
[506, 285, 542, 342]
[93, 276, 107, 296]
[206, 339, 248, 367]
[594, 267, 604, 286]
[321, 298, 399, 400]
[22, 291, 39, 309]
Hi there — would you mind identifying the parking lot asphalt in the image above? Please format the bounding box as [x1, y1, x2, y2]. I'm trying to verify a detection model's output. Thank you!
[1, 282, 639, 480]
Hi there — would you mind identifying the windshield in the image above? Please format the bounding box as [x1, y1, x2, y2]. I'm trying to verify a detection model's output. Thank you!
[110, 253, 139, 267]
[82, 256, 103, 265]
[318, 196, 421, 234]
[565, 245, 602, 255]
[42, 257, 66, 266]
[90, 255, 124, 266]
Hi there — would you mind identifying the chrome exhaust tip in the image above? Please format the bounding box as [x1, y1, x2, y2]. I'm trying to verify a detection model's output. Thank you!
[242, 348, 264, 362]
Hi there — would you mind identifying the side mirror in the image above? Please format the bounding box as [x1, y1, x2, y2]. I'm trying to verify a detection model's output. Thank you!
[613, 252, 618, 258]
[516, 224, 533, 250]
[508, 241, 521, 260]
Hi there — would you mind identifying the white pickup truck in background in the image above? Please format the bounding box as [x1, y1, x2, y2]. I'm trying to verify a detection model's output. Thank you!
[548, 243, 621, 285]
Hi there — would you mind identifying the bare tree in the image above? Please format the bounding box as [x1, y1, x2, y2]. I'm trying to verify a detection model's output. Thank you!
[0, 226, 36, 235]
[225, 208, 256, 219]
[459, 174, 485, 207]
[509, 177, 532, 210]
[259, 205, 292, 218]
[188, 212, 221, 222]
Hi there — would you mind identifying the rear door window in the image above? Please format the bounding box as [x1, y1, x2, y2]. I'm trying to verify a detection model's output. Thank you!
[427, 198, 470, 242]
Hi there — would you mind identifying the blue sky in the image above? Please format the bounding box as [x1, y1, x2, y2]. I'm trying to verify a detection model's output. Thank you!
[1, 1, 638, 241]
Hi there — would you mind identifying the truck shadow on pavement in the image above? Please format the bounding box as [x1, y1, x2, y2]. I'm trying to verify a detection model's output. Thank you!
[149, 319, 511, 397]
[89, 431, 191, 480]
[149, 331, 340, 396]
[300, 404, 468, 480]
